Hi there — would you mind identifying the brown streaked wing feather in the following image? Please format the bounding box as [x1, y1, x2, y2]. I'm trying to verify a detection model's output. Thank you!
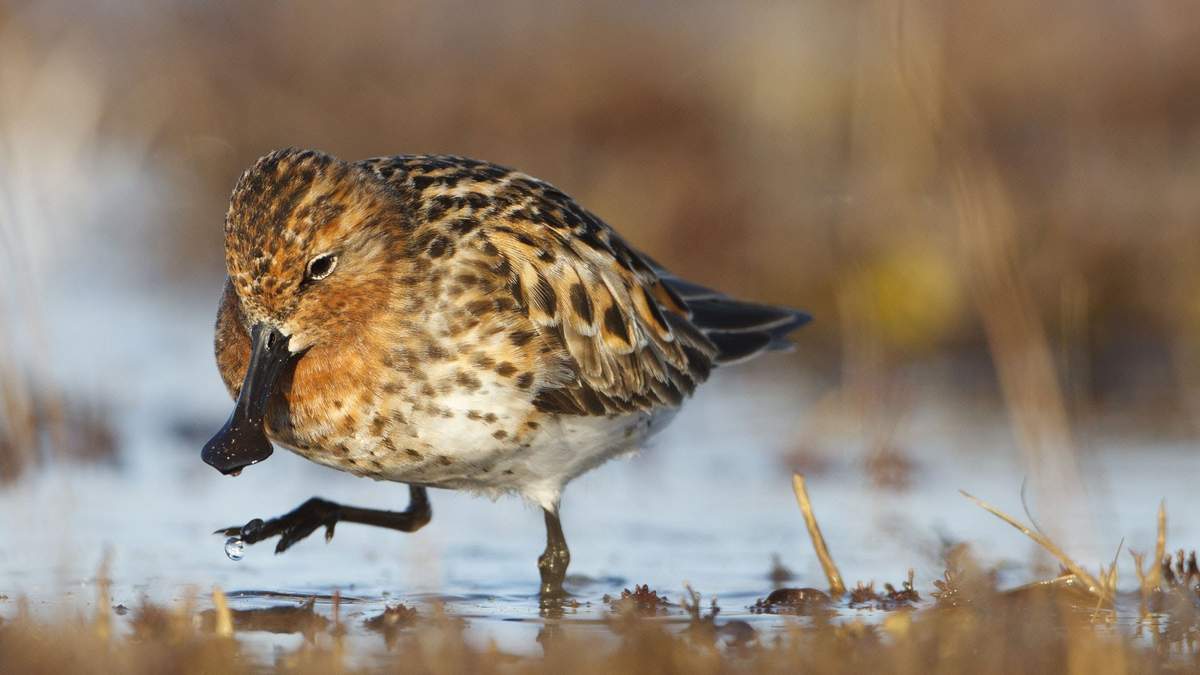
[472, 203, 717, 417]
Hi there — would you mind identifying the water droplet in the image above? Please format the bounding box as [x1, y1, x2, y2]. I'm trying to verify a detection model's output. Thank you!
[224, 536, 245, 561]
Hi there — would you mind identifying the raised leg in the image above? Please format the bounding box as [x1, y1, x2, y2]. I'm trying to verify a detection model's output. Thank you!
[538, 508, 571, 600]
[217, 485, 432, 553]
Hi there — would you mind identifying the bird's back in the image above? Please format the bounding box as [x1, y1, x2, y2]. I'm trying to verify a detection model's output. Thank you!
[358, 154, 809, 415]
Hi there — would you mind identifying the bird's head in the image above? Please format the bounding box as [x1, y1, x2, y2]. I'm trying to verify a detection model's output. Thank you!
[202, 148, 405, 475]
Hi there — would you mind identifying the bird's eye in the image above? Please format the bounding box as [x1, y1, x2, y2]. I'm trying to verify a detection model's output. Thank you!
[306, 253, 338, 281]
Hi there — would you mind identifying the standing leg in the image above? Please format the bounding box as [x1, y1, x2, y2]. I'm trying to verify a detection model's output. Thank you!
[538, 508, 571, 599]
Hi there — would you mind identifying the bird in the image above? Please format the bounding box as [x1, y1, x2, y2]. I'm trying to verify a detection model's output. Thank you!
[201, 148, 810, 599]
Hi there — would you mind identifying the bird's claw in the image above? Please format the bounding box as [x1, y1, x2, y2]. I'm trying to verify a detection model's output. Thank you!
[213, 498, 341, 554]
[213, 517, 264, 538]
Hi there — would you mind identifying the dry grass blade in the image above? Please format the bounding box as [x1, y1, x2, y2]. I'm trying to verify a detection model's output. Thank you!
[1150, 500, 1166, 590]
[959, 490, 1107, 600]
[1130, 502, 1170, 600]
[792, 473, 845, 596]
[212, 587, 234, 638]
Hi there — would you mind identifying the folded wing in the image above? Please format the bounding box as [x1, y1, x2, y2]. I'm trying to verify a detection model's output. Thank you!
[482, 182, 809, 416]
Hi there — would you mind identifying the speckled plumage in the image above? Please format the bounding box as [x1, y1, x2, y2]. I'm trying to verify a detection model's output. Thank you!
[214, 148, 809, 512]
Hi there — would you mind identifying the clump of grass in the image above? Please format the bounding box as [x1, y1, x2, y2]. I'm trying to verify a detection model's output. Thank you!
[675, 586, 756, 648]
[1160, 550, 1200, 589]
[847, 571, 921, 610]
[603, 585, 670, 616]
[363, 603, 419, 649]
[931, 544, 1000, 608]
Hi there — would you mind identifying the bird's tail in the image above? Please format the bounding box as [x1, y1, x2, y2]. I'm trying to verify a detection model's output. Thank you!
[658, 273, 811, 365]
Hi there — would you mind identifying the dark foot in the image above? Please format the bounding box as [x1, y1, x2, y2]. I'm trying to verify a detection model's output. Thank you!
[216, 497, 341, 553]
[538, 508, 571, 601]
[216, 486, 432, 555]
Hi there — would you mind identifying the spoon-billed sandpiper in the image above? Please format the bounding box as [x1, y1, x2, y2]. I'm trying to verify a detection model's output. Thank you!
[202, 148, 809, 598]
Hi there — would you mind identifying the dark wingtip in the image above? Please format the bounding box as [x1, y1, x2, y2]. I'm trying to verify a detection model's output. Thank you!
[709, 331, 773, 364]
[706, 306, 812, 364]
[687, 297, 812, 334]
[774, 309, 813, 334]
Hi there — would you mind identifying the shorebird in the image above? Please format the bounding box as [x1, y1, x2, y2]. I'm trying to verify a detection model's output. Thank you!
[202, 148, 809, 598]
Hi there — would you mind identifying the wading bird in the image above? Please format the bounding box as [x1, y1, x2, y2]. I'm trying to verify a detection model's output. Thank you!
[202, 148, 809, 599]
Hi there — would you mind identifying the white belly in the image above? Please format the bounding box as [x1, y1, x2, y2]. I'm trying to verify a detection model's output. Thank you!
[362, 408, 676, 511]
[476, 410, 676, 510]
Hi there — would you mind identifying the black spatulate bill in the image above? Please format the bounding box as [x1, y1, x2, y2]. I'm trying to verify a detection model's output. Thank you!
[202, 323, 294, 475]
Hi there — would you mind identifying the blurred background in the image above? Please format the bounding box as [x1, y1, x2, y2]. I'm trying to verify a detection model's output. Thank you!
[2, 0, 1200, 632]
